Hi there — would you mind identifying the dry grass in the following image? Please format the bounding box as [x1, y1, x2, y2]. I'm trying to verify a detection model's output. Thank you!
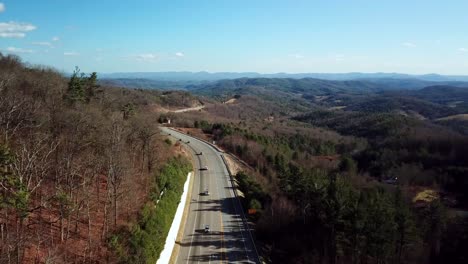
[413, 189, 439, 203]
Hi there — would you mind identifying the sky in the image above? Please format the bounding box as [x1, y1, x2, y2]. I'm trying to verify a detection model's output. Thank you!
[0, 0, 467, 74]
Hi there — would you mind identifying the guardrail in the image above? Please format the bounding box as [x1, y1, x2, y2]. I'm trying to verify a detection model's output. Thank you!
[156, 172, 192, 264]
[165, 127, 225, 152]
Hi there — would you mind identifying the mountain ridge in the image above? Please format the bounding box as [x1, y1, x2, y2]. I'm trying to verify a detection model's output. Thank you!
[100, 71, 468, 82]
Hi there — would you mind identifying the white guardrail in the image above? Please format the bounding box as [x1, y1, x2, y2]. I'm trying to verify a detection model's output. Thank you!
[156, 172, 192, 264]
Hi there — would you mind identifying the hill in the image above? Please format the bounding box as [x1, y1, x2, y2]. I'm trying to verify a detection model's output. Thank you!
[99, 71, 468, 82]
[0, 53, 192, 263]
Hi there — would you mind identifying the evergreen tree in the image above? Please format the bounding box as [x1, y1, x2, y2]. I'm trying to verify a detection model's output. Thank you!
[65, 66, 86, 103]
[425, 200, 447, 264]
[394, 188, 415, 264]
[65, 67, 99, 104]
[85, 72, 100, 102]
[326, 173, 339, 264]
[362, 189, 396, 263]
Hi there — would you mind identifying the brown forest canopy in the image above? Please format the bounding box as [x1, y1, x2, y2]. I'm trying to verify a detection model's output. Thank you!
[0, 53, 182, 262]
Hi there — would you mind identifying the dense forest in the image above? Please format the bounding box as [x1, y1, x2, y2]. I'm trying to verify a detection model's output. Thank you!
[2, 51, 468, 263]
[0, 53, 192, 263]
[167, 77, 468, 263]
[173, 119, 467, 263]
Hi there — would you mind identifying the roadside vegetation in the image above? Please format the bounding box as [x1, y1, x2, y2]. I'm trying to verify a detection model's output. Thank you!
[110, 157, 191, 263]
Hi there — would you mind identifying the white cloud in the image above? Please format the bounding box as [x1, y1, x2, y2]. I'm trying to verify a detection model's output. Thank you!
[0, 32, 24, 38]
[133, 53, 158, 62]
[64, 51, 79, 56]
[0, 21, 37, 38]
[175, 52, 184, 57]
[289, 53, 304, 59]
[0, 3, 5, 13]
[52, 36, 60, 41]
[32, 41, 53, 47]
[403, 42, 416, 48]
[4, 46, 34, 54]
[459, 48, 467, 52]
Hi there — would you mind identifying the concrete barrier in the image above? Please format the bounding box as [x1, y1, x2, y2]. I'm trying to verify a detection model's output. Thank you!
[156, 172, 192, 264]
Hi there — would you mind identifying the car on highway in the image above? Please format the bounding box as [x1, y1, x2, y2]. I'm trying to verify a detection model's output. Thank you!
[196, 151, 203, 155]
[186, 140, 190, 143]
[200, 166, 208, 170]
[203, 189, 210, 196]
[204, 225, 210, 233]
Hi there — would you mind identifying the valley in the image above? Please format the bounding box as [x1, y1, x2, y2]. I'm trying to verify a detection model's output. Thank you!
[2, 51, 468, 263]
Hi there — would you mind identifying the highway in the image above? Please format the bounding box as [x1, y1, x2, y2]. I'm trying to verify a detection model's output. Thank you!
[160, 127, 260, 264]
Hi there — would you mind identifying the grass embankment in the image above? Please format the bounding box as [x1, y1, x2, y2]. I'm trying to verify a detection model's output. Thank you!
[110, 156, 192, 263]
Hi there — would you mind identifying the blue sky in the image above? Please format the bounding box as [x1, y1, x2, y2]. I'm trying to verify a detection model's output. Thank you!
[0, 0, 467, 74]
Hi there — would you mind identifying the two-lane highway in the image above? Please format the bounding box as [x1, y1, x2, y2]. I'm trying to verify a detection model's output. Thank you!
[161, 127, 259, 264]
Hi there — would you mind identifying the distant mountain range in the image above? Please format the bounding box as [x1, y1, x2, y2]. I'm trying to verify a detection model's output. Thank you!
[100, 75, 468, 93]
[100, 71, 468, 82]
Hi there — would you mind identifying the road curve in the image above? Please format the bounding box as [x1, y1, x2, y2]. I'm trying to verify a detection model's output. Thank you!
[171, 105, 205, 113]
[160, 127, 260, 264]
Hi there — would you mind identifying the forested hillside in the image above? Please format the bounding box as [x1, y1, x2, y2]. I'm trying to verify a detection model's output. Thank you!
[165, 77, 468, 264]
[3, 51, 468, 263]
[0, 54, 188, 263]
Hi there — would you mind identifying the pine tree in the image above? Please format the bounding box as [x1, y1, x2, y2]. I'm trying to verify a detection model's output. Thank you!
[85, 72, 100, 102]
[65, 66, 86, 103]
[394, 188, 415, 264]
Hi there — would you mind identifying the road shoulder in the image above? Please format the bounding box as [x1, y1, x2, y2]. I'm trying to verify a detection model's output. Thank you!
[168, 170, 194, 264]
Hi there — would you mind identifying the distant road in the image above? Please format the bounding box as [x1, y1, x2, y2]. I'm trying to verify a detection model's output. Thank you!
[171, 105, 205, 113]
[161, 127, 260, 264]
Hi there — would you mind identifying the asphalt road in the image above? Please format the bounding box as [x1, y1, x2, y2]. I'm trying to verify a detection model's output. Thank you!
[160, 127, 260, 264]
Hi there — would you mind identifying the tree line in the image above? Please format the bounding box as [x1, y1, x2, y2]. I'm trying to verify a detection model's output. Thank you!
[181, 116, 468, 263]
[0, 54, 176, 263]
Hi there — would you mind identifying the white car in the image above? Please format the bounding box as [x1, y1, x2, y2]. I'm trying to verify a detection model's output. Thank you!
[204, 225, 210, 233]
[201, 166, 208, 170]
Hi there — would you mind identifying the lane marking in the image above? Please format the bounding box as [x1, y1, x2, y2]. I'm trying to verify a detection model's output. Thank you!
[185, 172, 199, 263]
[218, 154, 250, 263]
[176, 133, 206, 264]
[212, 159, 226, 264]
[220, 154, 260, 263]
[163, 128, 259, 263]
